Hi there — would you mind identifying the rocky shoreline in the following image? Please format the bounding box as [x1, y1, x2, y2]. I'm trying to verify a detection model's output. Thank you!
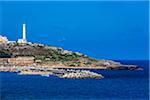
[0, 65, 104, 79]
[0, 63, 142, 79]
[0, 42, 143, 79]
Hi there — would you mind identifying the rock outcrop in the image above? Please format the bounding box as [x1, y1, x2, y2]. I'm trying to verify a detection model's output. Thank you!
[0, 42, 141, 70]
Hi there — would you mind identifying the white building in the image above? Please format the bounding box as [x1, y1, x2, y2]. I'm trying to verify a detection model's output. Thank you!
[0, 35, 8, 43]
[18, 24, 27, 43]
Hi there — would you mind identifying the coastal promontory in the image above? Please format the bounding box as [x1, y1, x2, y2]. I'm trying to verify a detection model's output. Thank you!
[0, 33, 142, 79]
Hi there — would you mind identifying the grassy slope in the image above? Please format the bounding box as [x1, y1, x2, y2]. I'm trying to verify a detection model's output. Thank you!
[0, 42, 98, 67]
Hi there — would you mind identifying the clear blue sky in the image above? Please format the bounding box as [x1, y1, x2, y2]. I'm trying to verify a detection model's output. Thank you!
[0, 1, 149, 60]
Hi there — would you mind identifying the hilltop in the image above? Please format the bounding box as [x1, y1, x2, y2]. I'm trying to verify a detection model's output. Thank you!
[0, 42, 140, 70]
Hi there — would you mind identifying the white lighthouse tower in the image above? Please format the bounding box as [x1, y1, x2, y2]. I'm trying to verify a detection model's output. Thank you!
[18, 23, 27, 43]
[22, 24, 27, 43]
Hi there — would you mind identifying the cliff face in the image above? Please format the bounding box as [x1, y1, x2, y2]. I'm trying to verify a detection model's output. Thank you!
[0, 42, 140, 70]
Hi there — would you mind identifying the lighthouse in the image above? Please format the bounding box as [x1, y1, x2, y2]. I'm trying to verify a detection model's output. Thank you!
[22, 24, 27, 43]
[18, 24, 27, 43]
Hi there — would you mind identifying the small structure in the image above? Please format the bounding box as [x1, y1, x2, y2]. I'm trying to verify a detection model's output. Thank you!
[0, 35, 8, 43]
[18, 24, 27, 43]
[8, 56, 34, 66]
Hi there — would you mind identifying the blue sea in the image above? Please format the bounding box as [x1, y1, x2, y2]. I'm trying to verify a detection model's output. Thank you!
[0, 60, 149, 100]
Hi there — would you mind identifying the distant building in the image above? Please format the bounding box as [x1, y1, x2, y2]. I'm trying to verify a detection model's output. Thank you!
[18, 24, 27, 43]
[0, 35, 8, 43]
[0, 24, 29, 44]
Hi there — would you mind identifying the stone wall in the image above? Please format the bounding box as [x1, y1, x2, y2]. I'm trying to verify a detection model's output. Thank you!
[0, 56, 35, 66]
[0, 58, 8, 64]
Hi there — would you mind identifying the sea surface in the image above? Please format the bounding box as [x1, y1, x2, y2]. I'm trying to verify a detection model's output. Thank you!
[0, 60, 149, 100]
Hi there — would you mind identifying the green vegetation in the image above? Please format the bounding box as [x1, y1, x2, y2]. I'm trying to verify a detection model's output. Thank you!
[84, 61, 92, 65]
[0, 51, 12, 58]
[69, 62, 81, 67]
[0, 43, 98, 66]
